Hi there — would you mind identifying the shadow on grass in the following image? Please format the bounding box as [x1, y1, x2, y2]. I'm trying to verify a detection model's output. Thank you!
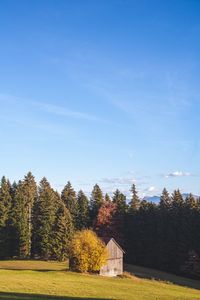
[0, 292, 114, 300]
[125, 263, 200, 291]
[0, 269, 68, 272]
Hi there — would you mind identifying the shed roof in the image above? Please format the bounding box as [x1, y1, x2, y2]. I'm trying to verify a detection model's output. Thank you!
[100, 237, 125, 254]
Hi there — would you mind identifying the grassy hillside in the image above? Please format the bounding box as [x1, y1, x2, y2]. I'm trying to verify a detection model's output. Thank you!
[0, 261, 200, 300]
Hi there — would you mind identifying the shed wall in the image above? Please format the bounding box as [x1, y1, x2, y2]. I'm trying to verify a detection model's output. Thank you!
[100, 239, 123, 276]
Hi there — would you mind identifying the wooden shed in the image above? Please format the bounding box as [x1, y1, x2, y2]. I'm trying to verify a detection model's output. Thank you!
[99, 237, 125, 277]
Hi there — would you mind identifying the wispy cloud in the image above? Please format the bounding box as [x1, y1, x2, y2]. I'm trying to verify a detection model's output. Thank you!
[32, 101, 105, 122]
[100, 177, 136, 185]
[165, 171, 192, 178]
[0, 93, 106, 123]
[0, 114, 68, 136]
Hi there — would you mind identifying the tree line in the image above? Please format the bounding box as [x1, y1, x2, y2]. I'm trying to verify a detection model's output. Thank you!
[0, 172, 200, 278]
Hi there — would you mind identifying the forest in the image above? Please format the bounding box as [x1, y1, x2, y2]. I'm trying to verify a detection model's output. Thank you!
[0, 172, 200, 278]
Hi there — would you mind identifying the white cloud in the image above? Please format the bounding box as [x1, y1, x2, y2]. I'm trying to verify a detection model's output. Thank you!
[165, 171, 191, 178]
[147, 186, 156, 192]
[100, 177, 136, 185]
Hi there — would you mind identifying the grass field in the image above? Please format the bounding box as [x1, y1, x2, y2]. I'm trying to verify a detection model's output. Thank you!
[0, 261, 200, 300]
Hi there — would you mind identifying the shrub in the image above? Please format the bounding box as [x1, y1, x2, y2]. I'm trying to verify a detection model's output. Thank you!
[69, 229, 108, 273]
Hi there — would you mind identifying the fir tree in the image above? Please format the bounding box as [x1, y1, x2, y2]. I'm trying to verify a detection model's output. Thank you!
[129, 183, 140, 211]
[0, 176, 12, 258]
[0, 176, 11, 227]
[11, 173, 37, 258]
[90, 184, 104, 220]
[22, 172, 37, 256]
[160, 188, 172, 210]
[32, 177, 57, 259]
[61, 181, 77, 228]
[185, 193, 196, 209]
[172, 189, 184, 209]
[112, 189, 127, 213]
[52, 196, 74, 261]
[6, 180, 19, 258]
[77, 190, 90, 230]
[105, 193, 111, 202]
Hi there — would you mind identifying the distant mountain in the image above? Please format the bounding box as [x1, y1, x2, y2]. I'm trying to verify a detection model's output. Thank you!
[143, 196, 160, 203]
[143, 193, 199, 203]
[182, 193, 199, 200]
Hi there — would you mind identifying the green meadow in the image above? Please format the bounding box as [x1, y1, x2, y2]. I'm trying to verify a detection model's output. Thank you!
[0, 261, 200, 300]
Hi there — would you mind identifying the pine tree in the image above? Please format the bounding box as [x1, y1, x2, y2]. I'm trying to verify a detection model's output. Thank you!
[0, 176, 12, 258]
[52, 196, 74, 261]
[172, 189, 184, 209]
[32, 177, 57, 259]
[22, 172, 37, 257]
[105, 193, 111, 202]
[112, 189, 127, 213]
[6, 180, 19, 258]
[77, 190, 90, 230]
[61, 181, 77, 228]
[11, 173, 37, 258]
[170, 189, 186, 271]
[185, 193, 196, 209]
[0, 176, 11, 227]
[158, 188, 173, 269]
[129, 184, 140, 211]
[90, 184, 104, 220]
[160, 188, 172, 210]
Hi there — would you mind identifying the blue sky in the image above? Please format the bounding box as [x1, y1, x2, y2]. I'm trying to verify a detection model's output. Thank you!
[0, 0, 200, 198]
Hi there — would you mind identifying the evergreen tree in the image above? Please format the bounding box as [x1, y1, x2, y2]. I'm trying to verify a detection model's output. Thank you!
[129, 183, 140, 211]
[22, 172, 37, 257]
[105, 193, 111, 202]
[77, 190, 90, 230]
[158, 188, 173, 269]
[0, 176, 11, 227]
[112, 189, 127, 213]
[90, 184, 104, 220]
[0, 176, 12, 258]
[6, 180, 19, 258]
[32, 177, 57, 259]
[185, 193, 196, 209]
[11, 173, 37, 258]
[61, 181, 77, 228]
[169, 189, 186, 271]
[52, 196, 74, 261]
[172, 189, 184, 209]
[160, 188, 172, 210]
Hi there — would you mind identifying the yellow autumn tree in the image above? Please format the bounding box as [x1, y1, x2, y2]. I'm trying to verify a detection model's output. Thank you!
[69, 229, 108, 273]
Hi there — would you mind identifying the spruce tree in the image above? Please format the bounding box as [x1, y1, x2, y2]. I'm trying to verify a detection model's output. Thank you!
[11, 173, 37, 258]
[170, 189, 186, 271]
[185, 193, 196, 209]
[90, 184, 104, 220]
[61, 181, 77, 228]
[7, 180, 19, 258]
[129, 184, 140, 211]
[22, 172, 37, 257]
[52, 196, 74, 261]
[0, 177, 11, 227]
[172, 189, 184, 209]
[112, 189, 127, 213]
[77, 190, 90, 230]
[105, 193, 111, 202]
[0, 176, 12, 258]
[32, 177, 57, 259]
[160, 188, 172, 210]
